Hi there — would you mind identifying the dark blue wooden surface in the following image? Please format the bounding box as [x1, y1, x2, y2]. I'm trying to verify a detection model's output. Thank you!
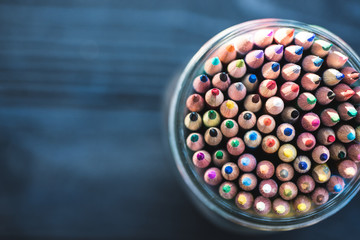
[0, 0, 360, 239]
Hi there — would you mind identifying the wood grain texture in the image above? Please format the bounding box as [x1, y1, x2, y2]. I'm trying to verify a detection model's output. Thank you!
[0, 0, 360, 239]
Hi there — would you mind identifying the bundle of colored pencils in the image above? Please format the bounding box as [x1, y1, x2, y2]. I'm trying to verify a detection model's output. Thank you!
[184, 27, 360, 216]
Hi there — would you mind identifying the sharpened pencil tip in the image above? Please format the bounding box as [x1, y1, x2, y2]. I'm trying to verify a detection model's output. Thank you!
[295, 46, 303, 55]
[307, 33, 315, 42]
[313, 57, 324, 67]
[255, 50, 264, 59]
[275, 45, 283, 54]
[236, 59, 245, 68]
[212, 57, 220, 66]
[271, 63, 280, 72]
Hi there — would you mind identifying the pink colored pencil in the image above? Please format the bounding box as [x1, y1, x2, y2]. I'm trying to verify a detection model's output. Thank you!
[254, 29, 274, 48]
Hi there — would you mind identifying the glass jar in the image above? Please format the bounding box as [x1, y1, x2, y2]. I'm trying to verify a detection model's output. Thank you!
[167, 19, 360, 232]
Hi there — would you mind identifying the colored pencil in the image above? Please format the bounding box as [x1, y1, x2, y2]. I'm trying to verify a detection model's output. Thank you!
[234, 34, 254, 55]
[326, 176, 345, 194]
[329, 142, 347, 161]
[294, 31, 315, 50]
[217, 43, 237, 64]
[278, 144, 297, 162]
[235, 192, 253, 210]
[261, 62, 280, 79]
[212, 72, 231, 91]
[311, 187, 329, 205]
[204, 127, 223, 146]
[315, 87, 335, 105]
[193, 74, 211, 93]
[272, 198, 290, 216]
[238, 153, 257, 172]
[327, 50, 348, 69]
[323, 68, 344, 86]
[256, 160, 275, 179]
[241, 74, 259, 92]
[301, 112, 321, 132]
[338, 160, 357, 179]
[265, 96, 284, 115]
[203, 110, 221, 127]
[296, 132, 316, 151]
[259, 179, 278, 198]
[254, 196, 271, 215]
[284, 45, 303, 63]
[254, 29, 274, 48]
[222, 162, 240, 181]
[276, 163, 294, 182]
[186, 133, 205, 151]
[220, 119, 239, 138]
[301, 73, 321, 91]
[227, 59, 247, 78]
[244, 94, 262, 112]
[320, 108, 340, 127]
[279, 182, 298, 200]
[184, 112, 202, 130]
[297, 175, 315, 194]
[333, 83, 355, 102]
[245, 50, 264, 69]
[313, 164, 333, 183]
[281, 63, 301, 81]
[351, 86, 360, 104]
[279, 82, 299, 101]
[243, 130, 262, 149]
[336, 124, 356, 143]
[227, 137, 245, 156]
[204, 57, 222, 76]
[228, 82, 247, 101]
[264, 44, 284, 62]
[337, 102, 357, 121]
[341, 66, 359, 85]
[238, 110, 257, 130]
[356, 106, 360, 123]
[257, 114, 276, 134]
[186, 94, 205, 112]
[204, 167, 223, 185]
[274, 28, 295, 46]
[239, 173, 258, 191]
[261, 135, 280, 153]
[311, 39, 332, 57]
[276, 123, 295, 142]
[220, 100, 239, 118]
[302, 55, 323, 73]
[297, 92, 317, 111]
[294, 195, 311, 213]
[281, 107, 299, 123]
[316, 127, 336, 145]
[293, 156, 311, 173]
[348, 144, 360, 162]
[311, 145, 330, 164]
[205, 88, 224, 107]
[192, 150, 211, 168]
[212, 150, 230, 167]
[219, 181, 238, 199]
[258, 79, 277, 98]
